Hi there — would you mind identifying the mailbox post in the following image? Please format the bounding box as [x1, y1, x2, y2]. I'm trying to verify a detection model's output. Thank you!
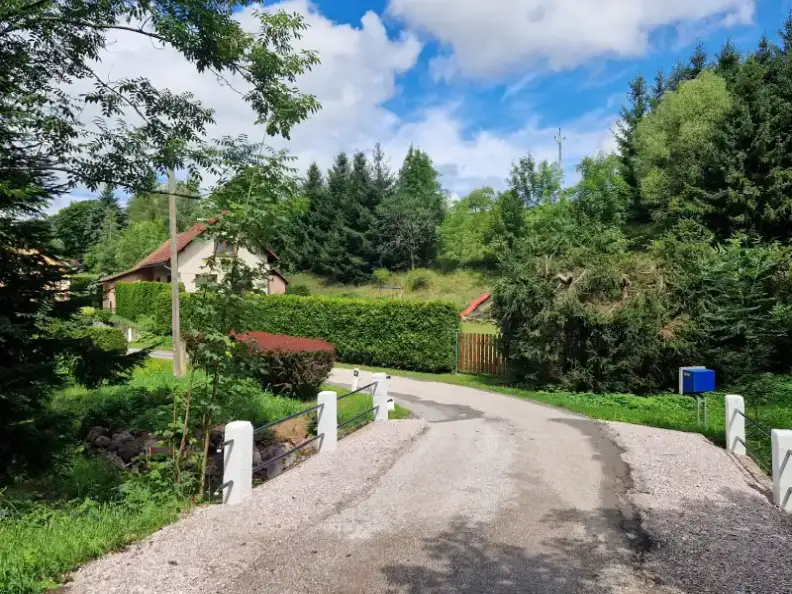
[680, 367, 716, 427]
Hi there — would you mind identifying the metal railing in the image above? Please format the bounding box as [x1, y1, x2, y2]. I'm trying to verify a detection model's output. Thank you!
[250, 402, 326, 477]
[336, 381, 379, 437]
[735, 409, 772, 472]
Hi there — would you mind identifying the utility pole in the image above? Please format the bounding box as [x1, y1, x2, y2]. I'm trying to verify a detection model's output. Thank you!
[168, 168, 185, 377]
[554, 127, 566, 170]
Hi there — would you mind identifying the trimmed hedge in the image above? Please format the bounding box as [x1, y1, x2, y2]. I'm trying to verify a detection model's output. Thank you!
[170, 294, 459, 372]
[80, 327, 127, 352]
[116, 281, 183, 333]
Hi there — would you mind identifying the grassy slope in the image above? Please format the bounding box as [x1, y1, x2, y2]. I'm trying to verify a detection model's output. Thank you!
[287, 269, 492, 311]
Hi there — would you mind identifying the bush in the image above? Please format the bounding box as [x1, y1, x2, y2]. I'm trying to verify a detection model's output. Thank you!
[79, 326, 127, 352]
[68, 273, 102, 307]
[116, 282, 182, 334]
[406, 268, 432, 291]
[233, 332, 335, 400]
[176, 294, 459, 372]
[370, 268, 392, 286]
[285, 283, 311, 296]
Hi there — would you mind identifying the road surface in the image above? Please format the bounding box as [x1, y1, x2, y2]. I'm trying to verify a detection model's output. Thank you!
[225, 369, 659, 594]
[67, 368, 678, 594]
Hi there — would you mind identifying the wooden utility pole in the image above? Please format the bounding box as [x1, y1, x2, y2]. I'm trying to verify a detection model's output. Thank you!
[168, 168, 185, 377]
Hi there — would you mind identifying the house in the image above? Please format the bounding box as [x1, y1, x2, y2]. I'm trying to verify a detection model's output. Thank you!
[100, 221, 288, 311]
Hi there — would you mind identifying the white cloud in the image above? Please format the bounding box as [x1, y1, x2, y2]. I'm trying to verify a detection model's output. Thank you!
[388, 0, 754, 78]
[56, 0, 619, 213]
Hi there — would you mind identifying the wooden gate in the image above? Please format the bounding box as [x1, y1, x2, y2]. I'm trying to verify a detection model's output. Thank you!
[457, 332, 504, 375]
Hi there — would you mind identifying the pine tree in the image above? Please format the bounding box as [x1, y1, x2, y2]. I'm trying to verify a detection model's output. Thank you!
[348, 151, 375, 277]
[615, 76, 649, 223]
[650, 68, 665, 109]
[689, 40, 708, 78]
[299, 162, 331, 273]
[715, 40, 741, 82]
[376, 146, 445, 269]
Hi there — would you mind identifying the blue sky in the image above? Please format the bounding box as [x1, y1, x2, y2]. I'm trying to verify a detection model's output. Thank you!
[58, 0, 792, 211]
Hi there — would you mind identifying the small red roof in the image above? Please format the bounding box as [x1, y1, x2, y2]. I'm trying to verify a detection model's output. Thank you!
[460, 293, 491, 318]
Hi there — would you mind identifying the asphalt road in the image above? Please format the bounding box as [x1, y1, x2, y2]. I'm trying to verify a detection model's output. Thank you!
[221, 369, 661, 594]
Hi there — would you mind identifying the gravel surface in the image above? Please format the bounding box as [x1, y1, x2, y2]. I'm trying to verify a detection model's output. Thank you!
[605, 421, 792, 594]
[63, 420, 428, 594]
[65, 369, 792, 594]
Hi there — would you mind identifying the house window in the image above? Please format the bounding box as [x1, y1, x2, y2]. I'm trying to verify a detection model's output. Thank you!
[214, 241, 234, 256]
[196, 274, 217, 287]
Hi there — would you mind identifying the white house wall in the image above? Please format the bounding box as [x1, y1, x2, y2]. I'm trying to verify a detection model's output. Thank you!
[177, 238, 269, 293]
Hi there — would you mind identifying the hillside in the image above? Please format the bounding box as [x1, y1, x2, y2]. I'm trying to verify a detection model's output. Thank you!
[286, 269, 492, 312]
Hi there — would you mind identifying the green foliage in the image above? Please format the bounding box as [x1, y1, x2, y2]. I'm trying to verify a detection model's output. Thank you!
[49, 200, 107, 261]
[116, 282, 182, 333]
[438, 188, 496, 269]
[86, 221, 168, 276]
[406, 268, 433, 291]
[370, 268, 392, 286]
[78, 327, 127, 353]
[180, 294, 460, 372]
[285, 283, 311, 296]
[0, 488, 183, 594]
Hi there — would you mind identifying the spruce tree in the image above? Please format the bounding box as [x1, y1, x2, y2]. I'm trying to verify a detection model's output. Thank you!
[689, 40, 708, 79]
[615, 76, 649, 223]
[650, 68, 665, 110]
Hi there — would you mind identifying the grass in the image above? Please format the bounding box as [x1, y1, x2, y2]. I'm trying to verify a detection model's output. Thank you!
[288, 269, 492, 311]
[130, 334, 173, 351]
[0, 491, 183, 594]
[460, 321, 498, 334]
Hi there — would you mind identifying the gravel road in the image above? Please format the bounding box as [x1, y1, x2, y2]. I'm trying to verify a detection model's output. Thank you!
[64, 369, 792, 593]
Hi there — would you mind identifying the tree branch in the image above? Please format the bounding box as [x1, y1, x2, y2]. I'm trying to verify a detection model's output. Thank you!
[32, 17, 171, 45]
[0, 165, 204, 200]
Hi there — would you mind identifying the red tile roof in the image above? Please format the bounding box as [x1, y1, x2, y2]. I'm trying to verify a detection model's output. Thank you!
[460, 293, 491, 318]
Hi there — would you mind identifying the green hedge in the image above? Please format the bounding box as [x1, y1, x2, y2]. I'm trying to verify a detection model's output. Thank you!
[170, 294, 459, 372]
[79, 327, 127, 352]
[116, 282, 183, 334]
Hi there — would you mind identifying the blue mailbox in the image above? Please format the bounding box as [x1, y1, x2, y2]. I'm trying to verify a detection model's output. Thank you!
[682, 368, 715, 393]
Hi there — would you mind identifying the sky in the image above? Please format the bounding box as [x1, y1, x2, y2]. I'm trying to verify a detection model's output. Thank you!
[55, 0, 792, 211]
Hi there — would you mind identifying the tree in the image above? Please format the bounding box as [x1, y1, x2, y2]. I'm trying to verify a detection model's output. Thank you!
[0, 0, 320, 480]
[377, 147, 446, 269]
[688, 40, 708, 79]
[615, 76, 649, 223]
[650, 68, 666, 109]
[485, 190, 524, 256]
[50, 199, 106, 261]
[507, 154, 562, 206]
[634, 72, 732, 230]
[127, 184, 202, 232]
[438, 187, 496, 268]
[570, 154, 630, 225]
[86, 220, 168, 275]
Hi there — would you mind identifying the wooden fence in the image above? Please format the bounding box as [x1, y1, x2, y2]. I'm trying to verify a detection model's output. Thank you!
[457, 332, 504, 376]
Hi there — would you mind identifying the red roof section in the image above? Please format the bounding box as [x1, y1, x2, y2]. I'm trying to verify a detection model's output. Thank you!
[460, 293, 490, 318]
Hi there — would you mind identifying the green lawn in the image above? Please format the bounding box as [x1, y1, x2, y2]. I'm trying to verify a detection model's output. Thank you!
[460, 321, 498, 334]
[130, 335, 173, 351]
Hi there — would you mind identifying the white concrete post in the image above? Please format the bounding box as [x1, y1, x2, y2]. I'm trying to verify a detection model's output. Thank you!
[772, 429, 792, 512]
[372, 372, 389, 422]
[126, 326, 133, 342]
[317, 390, 338, 452]
[223, 421, 253, 505]
[351, 368, 360, 392]
[725, 394, 746, 456]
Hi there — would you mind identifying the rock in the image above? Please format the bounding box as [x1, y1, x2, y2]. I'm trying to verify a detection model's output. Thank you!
[94, 435, 113, 449]
[86, 426, 108, 444]
[110, 431, 143, 462]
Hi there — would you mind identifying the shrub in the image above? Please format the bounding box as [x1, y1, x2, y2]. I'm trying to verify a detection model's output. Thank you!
[79, 327, 127, 352]
[116, 282, 182, 333]
[370, 268, 392, 286]
[177, 294, 459, 372]
[68, 273, 102, 307]
[233, 332, 335, 400]
[406, 268, 433, 291]
[285, 283, 311, 296]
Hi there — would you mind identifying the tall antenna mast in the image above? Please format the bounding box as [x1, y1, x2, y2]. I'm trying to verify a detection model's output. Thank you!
[554, 127, 566, 169]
